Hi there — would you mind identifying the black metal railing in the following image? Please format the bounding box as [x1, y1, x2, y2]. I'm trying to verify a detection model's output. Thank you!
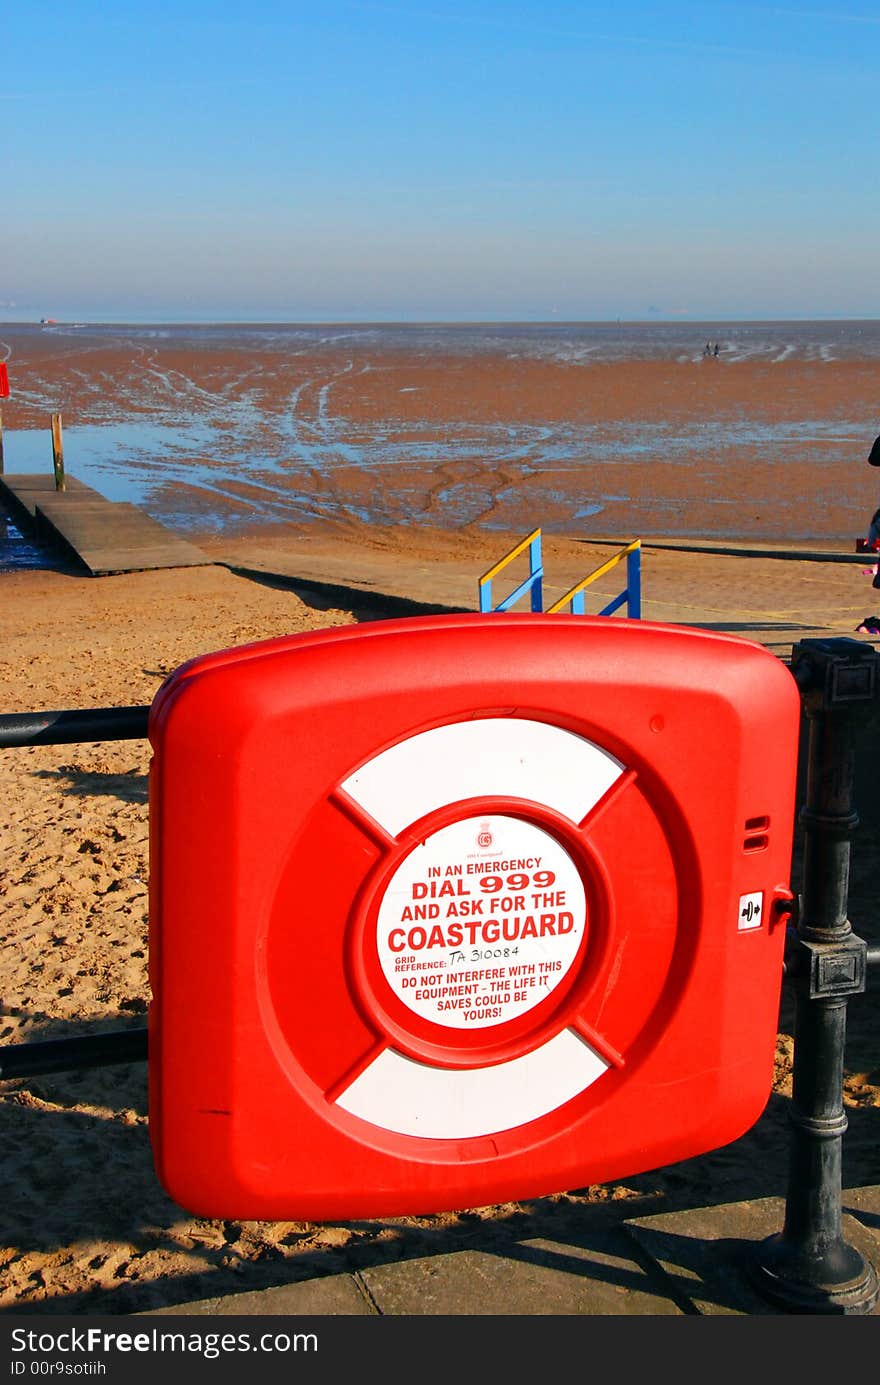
[0, 703, 152, 1077]
[0, 706, 149, 747]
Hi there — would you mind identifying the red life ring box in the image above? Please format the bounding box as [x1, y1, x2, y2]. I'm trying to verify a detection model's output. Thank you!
[147, 613, 800, 1219]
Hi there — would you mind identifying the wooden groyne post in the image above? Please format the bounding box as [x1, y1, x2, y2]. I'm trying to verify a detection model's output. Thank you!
[51, 412, 65, 491]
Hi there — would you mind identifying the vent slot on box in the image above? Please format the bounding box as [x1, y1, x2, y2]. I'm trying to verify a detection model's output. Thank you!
[743, 815, 770, 853]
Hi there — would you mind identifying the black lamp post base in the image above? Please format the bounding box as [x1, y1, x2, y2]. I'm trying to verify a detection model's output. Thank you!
[750, 1233, 879, 1314]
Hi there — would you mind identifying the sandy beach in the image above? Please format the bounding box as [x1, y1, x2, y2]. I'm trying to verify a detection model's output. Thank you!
[1, 327, 879, 1315]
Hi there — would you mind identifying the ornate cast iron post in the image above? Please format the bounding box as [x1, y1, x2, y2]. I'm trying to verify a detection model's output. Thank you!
[752, 637, 879, 1313]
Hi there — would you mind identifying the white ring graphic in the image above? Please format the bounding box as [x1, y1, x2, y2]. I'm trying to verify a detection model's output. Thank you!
[341, 718, 624, 836]
[335, 1029, 608, 1139]
[338, 717, 623, 1138]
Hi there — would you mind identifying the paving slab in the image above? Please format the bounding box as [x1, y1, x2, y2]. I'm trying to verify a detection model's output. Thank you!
[624, 1186, 880, 1316]
[138, 1241, 681, 1318]
[357, 1236, 683, 1316]
[141, 1274, 374, 1316]
[135, 1188, 880, 1317]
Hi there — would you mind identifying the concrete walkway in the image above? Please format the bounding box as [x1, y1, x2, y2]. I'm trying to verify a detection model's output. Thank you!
[0, 473, 212, 575]
[140, 1186, 880, 1316]
[204, 529, 880, 665]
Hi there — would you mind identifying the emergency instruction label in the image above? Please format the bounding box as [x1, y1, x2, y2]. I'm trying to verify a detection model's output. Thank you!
[376, 814, 587, 1029]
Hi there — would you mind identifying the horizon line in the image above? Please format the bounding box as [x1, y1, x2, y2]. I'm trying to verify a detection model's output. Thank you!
[3, 315, 880, 329]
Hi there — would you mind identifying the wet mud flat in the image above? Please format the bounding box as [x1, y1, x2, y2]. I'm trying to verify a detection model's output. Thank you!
[0, 321, 877, 546]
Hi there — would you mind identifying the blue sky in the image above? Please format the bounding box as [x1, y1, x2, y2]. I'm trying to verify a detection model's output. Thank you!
[3, 1, 879, 322]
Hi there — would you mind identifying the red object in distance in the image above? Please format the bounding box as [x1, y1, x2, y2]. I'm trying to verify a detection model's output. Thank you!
[0, 363, 9, 398]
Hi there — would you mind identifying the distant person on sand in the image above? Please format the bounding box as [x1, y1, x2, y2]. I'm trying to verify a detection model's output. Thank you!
[855, 433, 880, 633]
[713, 342, 720, 358]
[864, 434, 880, 548]
[704, 341, 712, 356]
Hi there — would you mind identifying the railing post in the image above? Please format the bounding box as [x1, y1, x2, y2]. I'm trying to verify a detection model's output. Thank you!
[529, 531, 543, 612]
[750, 637, 879, 1314]
[0, 407, 5, 475]
[51, 411, 65, 492]
[627, 542, 641, 618]
[478, 528, 543, 614]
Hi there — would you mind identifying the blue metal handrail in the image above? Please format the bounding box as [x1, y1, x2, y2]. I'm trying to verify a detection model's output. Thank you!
[546, 540, 641, 618]
[478, 528, 544, 613]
